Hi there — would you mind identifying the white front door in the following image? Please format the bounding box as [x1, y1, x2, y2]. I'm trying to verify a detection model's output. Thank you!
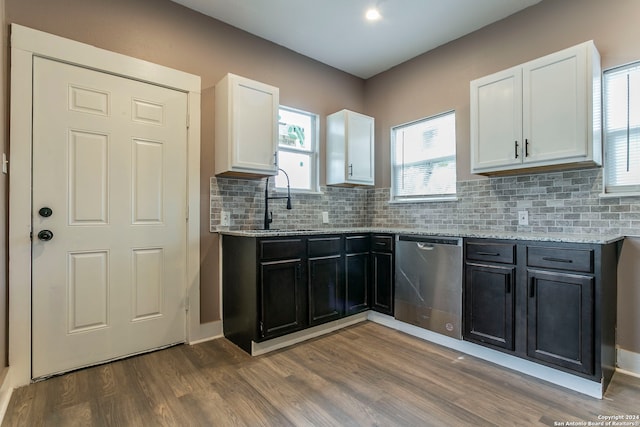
[31, 57, 188, 378]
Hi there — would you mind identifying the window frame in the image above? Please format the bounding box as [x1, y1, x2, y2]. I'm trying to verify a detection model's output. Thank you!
[275, 105, 320, 194]
[602, 60, 640, 197]
[390, 110, 458, 203]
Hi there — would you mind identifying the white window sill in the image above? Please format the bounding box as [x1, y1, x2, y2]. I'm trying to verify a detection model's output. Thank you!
[389, 196, 459, 204]
[275, 188, 323, 196]
[599, 192, 640, 199]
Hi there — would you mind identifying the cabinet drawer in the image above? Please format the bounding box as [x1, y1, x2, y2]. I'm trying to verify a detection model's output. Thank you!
[466, 241, 515, 264]
[259, 238, 304, 260]
[346, 235, 370, 253]
[308, 236, 342, 257]
[527, 246, 593, 273]
[371, 235, 393, 252]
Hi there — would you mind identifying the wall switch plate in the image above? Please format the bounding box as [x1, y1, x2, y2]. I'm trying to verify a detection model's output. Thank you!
[220, 211, 230, 226]
[518, 210, 529, 226]
[322, 211, 329, 223]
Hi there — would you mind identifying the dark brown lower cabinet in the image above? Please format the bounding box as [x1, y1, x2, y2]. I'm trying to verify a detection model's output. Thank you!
[260, 259, 305, 339]
[308, 255, 344, 325]
[463, 238, 619, 391]
[345, 235, 370, 315]
[527, 269, 594, 375]
[223, 233, 394, 354]
[464, 263, 515, 350]
[222, 235, 307, 353]
[371, 234, 394, 315]
[345, 252, 369, 314]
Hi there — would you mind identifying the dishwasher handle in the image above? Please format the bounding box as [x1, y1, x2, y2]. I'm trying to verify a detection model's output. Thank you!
[417, 242, 435, 250]
[398, 235, 461, 246]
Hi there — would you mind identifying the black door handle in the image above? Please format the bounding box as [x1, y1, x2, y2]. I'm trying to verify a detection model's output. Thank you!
[38, 230, 54, 241]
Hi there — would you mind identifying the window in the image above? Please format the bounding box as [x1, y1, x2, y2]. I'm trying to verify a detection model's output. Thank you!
[276, 106, 319, 192]
[604, 62, 640, 194]
[391, 111, 457, 202]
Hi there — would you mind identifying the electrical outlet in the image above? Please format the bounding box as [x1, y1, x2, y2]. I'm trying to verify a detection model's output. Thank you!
[518, 210, 529, 226]
[220, 211, 230, 227]
[322, 211, 329, 224]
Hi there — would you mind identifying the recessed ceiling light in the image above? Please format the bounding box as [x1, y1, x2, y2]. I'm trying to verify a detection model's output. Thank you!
[365, 7, 382, 21]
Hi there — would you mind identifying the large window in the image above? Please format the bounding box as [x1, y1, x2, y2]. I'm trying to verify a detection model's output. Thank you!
[604, 62, 640, 195]
[391, 111, 457, 202]
[276, 106, 319, 192]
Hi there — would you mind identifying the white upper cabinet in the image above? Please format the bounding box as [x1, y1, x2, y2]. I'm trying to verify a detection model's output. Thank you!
[326, 109, 375, 186]
[215, 73, 279, 177]
[470, 41, 601, 175]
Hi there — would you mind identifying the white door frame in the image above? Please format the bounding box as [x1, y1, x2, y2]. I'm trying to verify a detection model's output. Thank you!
[8, 24, 206, 387]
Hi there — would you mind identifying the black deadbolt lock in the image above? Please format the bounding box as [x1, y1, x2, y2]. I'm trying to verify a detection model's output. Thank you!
[39, 207, 53, 218]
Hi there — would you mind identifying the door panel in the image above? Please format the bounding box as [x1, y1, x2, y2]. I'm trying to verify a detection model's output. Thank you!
[464, 263, 515, 350]
[527, 270, 594, 374]
[32, 57, 188, 378]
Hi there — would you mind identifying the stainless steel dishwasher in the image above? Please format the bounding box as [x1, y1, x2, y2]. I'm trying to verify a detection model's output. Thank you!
[394, 235, 463, 339]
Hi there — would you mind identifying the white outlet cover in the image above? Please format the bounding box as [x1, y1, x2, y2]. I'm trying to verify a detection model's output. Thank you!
[322, 211, 329, 223]
[220, 211, 230, 226]
[518, 210, 529, 225]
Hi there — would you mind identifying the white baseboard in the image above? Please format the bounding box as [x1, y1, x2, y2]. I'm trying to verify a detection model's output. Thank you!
[617, 348, 640, 378]
[367, 312, 604, 399]
[0, 368, 14, 425]
[188, 320, 223, 345]
[252, 312, 368, 356]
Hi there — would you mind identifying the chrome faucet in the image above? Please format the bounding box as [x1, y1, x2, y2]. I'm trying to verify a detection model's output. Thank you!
[264, 168, 292, 230]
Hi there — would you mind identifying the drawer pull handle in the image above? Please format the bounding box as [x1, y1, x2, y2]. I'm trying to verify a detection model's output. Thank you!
[477, 251, 500, 256]
[542, 257, 573, 263]
[375, 242, 386, 245]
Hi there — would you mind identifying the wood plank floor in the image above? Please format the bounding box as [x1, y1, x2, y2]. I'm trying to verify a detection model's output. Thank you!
[3, 321, 640, 426]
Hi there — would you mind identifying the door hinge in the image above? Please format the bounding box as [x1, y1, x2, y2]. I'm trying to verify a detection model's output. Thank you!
[185, 296, 190, 312]
[186, 114, 190, 129]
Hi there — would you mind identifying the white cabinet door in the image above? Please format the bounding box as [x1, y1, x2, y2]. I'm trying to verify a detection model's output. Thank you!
[346, 111, 374, 185]
[470, 41, 601, 175]
[470, 66, 523, 172]
[523, 45, 588, 164]
[215, 73, 279, 176]
[327, 109, 374, 186]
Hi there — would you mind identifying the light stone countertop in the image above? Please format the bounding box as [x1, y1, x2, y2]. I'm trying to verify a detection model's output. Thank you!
[217, 227, 624, 245]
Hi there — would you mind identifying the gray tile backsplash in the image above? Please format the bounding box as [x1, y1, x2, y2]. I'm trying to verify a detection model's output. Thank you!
[210, 177, 370, 231]
[211, 168, 640, 236]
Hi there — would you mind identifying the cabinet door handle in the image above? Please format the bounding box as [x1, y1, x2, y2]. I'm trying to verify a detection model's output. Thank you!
[542, 256, 573, 263]
[295, 263, 301, 280]
[529, 279, 536, 298]
[273, 152, 278, 167]
[477, 251, 500, 256]
[514, 141, 519, 159]
[348, 164, 353, 176]
[525, 139, 530, 157]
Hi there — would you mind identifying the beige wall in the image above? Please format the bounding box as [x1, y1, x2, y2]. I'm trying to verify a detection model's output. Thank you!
[0, 0, 6, 368]
[5, 0, 366, 324]
[618, 238, 640, 354]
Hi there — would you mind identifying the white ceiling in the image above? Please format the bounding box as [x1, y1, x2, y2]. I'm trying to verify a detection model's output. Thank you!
[170, 0, 542, 79]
